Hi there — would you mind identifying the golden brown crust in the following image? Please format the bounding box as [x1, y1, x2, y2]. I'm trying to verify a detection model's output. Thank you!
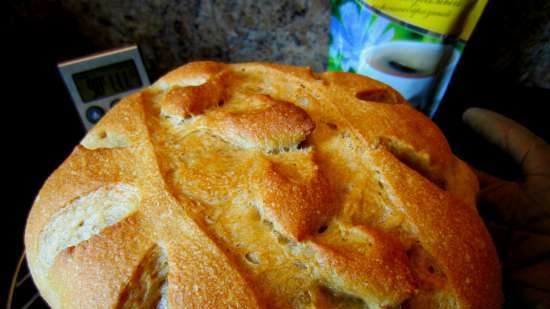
[160, 71, 225, 119]
[311, 225, 416, 307]
[25, 61, 501, 309]
[253, 153, 334, 241]
[48, 214, 155, 309]
[208, 94, 315, 152]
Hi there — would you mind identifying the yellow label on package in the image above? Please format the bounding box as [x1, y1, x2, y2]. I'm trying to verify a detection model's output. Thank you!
[328, 0, 488, 116]
[364, 0, 487, 40]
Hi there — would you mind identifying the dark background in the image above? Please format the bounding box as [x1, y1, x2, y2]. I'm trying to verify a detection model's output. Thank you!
[2, 0, 549, 307]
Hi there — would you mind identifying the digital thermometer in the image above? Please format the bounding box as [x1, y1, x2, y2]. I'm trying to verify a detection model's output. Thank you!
[58, 45, 150, 130]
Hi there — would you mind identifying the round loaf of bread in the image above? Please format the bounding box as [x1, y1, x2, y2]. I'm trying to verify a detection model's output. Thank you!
[25, 62, 501, 309]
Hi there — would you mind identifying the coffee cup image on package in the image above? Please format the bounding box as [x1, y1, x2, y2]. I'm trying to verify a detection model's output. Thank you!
[329, 0, 488, 116]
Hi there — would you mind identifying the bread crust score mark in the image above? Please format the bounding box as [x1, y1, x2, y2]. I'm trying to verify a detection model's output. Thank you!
[25, 61, 502, 309]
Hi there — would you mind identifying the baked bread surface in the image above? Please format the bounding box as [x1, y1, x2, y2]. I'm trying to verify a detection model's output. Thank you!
[25, 61, 501, 309]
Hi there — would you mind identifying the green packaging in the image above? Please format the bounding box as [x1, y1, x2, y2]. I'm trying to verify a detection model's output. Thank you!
[329, 0, 488, 116]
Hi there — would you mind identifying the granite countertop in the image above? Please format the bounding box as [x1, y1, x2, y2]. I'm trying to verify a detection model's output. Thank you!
[10, 0, 549, 88]
[56, 0, 330, 79]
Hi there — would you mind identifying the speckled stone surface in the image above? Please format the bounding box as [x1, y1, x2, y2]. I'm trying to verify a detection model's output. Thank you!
[47, 0, 330, 79]
[9, 0, 549, 88]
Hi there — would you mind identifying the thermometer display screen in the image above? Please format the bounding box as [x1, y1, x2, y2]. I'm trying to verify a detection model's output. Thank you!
[72, 60, 142, 102]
